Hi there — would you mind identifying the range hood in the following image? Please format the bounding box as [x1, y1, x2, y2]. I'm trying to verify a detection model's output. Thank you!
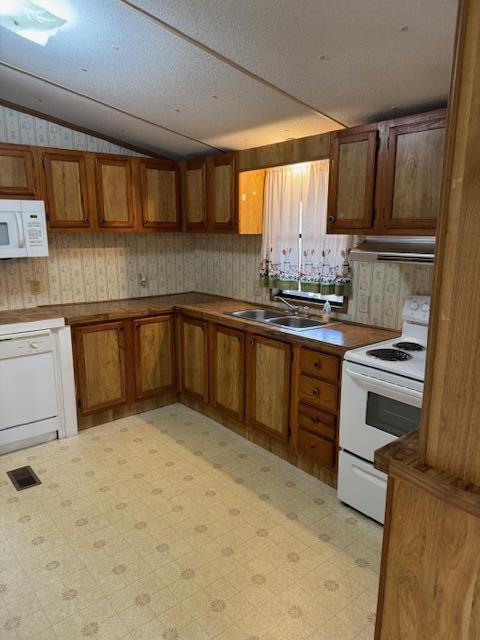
[349, 236, 435, 265]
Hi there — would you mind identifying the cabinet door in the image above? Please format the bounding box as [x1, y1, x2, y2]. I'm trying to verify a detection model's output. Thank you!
[134, 315, 175, 399]
[73, 321, 129, 415]
[238, 169, 265, 234]
[247, 334, 291, 442]
[208, 152, 237, 232]
[43, 150, 91, 229]
[327, 129, 378, 232]
[383, 115, 446, 232]
[181, 316, 208, 402]
[0, 144, 37, 198]
[183, 159, 207, 231]
[140, 159, 181, 231]
[211, 324, 245, 420]
[95, 155, 136, 228]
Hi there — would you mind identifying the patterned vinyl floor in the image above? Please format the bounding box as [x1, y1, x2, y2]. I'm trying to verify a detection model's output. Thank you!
[0, 404, 382, 640]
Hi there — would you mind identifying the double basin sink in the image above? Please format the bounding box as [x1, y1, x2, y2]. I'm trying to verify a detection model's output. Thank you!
[227, 308, 331, 331]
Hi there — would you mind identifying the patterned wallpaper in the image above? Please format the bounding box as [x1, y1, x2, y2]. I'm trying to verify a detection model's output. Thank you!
[0, 106, 432, 329]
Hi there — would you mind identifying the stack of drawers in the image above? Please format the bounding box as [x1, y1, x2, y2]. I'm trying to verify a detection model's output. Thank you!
[295, 348, 339, 469]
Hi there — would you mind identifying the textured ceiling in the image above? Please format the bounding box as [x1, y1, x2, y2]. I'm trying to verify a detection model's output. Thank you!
[0, 0, 457, 158]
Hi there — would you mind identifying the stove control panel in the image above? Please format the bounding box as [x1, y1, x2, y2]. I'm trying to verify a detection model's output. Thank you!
[403, 295, 431, 325]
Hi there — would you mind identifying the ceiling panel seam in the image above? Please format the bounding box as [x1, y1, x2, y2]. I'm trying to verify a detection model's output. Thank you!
[118, 0, 345, 128]
[0, 61, 224, 153]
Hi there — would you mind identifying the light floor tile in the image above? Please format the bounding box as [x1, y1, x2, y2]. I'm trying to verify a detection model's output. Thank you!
[0, 403, 383, 640]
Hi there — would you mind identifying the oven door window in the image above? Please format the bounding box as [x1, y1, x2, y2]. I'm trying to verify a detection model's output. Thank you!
[0, 222, 9, 245]
[366, 392, 421, 437]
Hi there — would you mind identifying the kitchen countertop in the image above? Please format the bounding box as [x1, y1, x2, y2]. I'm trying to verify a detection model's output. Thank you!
[0, 307, 65, 329]
[38, 292, 397, 355]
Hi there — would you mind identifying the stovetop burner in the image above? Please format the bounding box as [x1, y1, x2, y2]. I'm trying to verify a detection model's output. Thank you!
[393, 341, 426, 352]
[366, 348, 413, 362]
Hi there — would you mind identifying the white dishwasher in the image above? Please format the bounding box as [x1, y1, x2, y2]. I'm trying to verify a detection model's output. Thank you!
[0, 330, 60, 449]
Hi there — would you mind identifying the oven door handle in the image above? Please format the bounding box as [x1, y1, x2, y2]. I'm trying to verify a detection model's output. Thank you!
[345, 368, 423, 407]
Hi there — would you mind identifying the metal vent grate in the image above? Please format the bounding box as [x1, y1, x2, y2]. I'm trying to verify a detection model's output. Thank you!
[7, 466, 41, 491]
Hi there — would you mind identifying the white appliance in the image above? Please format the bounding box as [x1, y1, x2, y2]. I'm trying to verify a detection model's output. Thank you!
[0, 200, 48, 259]
[0, 318, 77, 454]
[337, 295, 430, 524]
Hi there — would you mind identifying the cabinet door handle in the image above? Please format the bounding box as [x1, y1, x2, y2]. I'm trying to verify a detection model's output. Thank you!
[312, 388, 320, 396]
[328, 216, 335, 223]
[249, 339, 255, 345]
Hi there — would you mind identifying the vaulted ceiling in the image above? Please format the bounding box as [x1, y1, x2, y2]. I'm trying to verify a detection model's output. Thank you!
[0, 0, 457, 158]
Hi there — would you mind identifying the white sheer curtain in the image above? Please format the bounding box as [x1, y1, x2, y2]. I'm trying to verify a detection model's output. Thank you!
[260, 165, 304, 288]
[301, 160, 352, 276]
[260, 160, 352, 295]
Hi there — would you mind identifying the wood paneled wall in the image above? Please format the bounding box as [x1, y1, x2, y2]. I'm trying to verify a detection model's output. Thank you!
[237, 131, 333, 171]
[419, 0, 480, 484]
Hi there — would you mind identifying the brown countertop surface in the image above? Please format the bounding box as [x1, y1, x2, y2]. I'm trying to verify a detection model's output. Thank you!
[0, 307, 65, 326]
[40, 292, 398, 355]
[374, 430, 419, 475]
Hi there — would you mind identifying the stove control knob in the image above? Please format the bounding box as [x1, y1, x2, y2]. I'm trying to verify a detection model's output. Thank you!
[422, 302, 430, 313]
[410, 300, 419, 310]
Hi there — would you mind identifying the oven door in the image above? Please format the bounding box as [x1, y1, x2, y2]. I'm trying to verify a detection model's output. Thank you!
[340, 361, 423, 461]
[0, 212, 27, 258]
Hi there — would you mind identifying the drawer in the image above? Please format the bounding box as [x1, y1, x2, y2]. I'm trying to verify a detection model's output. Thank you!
[338, 451, 387, 524]
[300, 348, 339, 383]
[298, 375, 338, 413]
[298, 403, 336, 441]
[297, 429, 335, 468]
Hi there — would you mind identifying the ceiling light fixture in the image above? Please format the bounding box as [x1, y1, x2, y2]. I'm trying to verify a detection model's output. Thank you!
[0, 0, 73, 45]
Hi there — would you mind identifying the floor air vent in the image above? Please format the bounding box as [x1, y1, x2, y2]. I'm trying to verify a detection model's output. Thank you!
[7, 466, 41, 491]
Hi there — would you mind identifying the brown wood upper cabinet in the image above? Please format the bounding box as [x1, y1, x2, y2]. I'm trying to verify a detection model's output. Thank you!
[183, 158, 208, 232]
[210, 323, 245, 421]
[43, 150, 92, 229]
[139, 159, 181, 231]
[327, 128, 378, 231]
[73, 320, 130, 415]
[180, 315, 209, 403]
[327, 109, 446, 235]
[0, 144, 38, 198]
[246, 333, 291, 442]
[133, 315, 175, 398]
[95, 154, 136, 229]
[383, 113, 446, 232]
[207, 152, 237, 232]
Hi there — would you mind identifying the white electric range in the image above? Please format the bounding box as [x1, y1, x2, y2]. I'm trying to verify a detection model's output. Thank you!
[337, 295, 430, 523]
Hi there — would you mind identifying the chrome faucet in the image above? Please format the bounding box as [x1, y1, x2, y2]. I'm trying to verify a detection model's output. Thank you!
[277, 296, 298, 313]
[277, 297, 310, 317]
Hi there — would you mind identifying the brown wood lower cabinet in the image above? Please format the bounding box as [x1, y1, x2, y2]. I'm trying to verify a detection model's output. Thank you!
[291, 347, 340, 472]
[180, 315, 209, 403]
[73, 320, 130, 415]
[246, 333, 291, 443]
[73, 313, 175, 417]
[133, 315, 175, 398]
[210, 323, 245, 421]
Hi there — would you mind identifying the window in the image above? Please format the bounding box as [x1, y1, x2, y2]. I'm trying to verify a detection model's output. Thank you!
[259, 160, 351, 309]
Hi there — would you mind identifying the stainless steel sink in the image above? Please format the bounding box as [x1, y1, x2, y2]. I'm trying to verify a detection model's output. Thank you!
[267, 316, 328, 330]
[229, 309, 288, 321]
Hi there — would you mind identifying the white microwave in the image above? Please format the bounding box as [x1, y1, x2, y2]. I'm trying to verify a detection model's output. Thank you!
[0, 200, 49, 259]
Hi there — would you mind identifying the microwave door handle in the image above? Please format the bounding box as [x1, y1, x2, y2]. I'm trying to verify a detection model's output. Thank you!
[15, 212, 25, 248]
[345, 368, 423, 407]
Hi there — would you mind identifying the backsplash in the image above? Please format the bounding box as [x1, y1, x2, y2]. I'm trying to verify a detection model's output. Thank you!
[0, 106, 433, 329]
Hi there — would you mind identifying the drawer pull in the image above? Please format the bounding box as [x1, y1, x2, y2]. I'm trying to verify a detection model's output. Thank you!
[314, 361, 321, 369]
[312, 388, 320, 396]
[310, 416, 319, 424]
